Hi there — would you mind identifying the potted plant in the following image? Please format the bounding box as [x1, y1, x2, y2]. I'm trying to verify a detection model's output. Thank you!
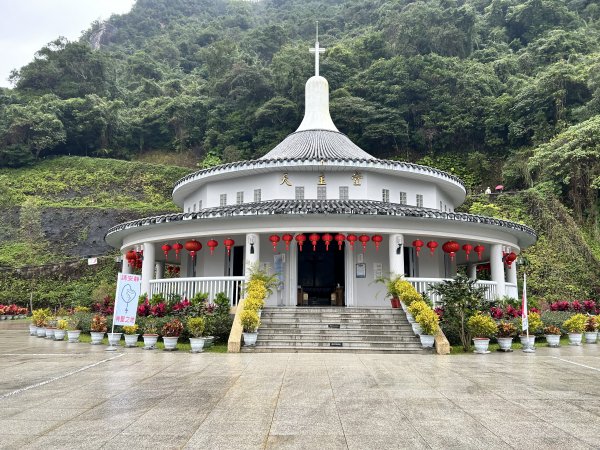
[142, 318, 159, 350]
[416, 307, 439, 348]
[240, 309, 260, 346]
[45, 316, 57, 339]
[375, 274, 405, 308]
[54, 319, 68, 341]
[467, 312, 498, 354]
[584, 316, 598, 343]
[544, 325, 561, 347]
[187, 317, 206, 353]
[161, 318, 183, 350]
[28, 313, 38, 335]
[401, 288, 425, 321]
[519, 312, 543, 350]
[66, 314, 82, 343]
[496, 321, 516, 351]
[244, 297, 265, 318]
[122, 325, 139, 347]
[90, 314, 107, 345]
[563, 314, 587, 345]
[408, 300, 428, 335]
[107, 330, 122, 347]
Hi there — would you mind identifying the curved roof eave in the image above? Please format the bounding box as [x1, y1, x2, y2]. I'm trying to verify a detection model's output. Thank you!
[106, 199, 536, 248]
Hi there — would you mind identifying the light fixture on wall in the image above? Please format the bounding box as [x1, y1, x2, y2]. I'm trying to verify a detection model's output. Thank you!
[395, 236, 403, 255]
[249, 236, 255, 254]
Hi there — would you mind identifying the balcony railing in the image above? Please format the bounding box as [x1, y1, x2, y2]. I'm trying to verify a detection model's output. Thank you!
[149, 276, 245, 307]
[405, 277, 499, 307]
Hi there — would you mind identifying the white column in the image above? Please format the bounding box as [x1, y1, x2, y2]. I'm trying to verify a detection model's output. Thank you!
[141, 242, 156, 298]
[155, 262, 164, 279]
[122, 254, 132, 275]
[467, 263, 477, 280]
[507, 261, 517, 284]
[388, 234, 404, 277]
[344, 241, 355, 307]
[245, 233, 260, 280]
[490, 244, 506, 298]
[288, 240, 298, 306]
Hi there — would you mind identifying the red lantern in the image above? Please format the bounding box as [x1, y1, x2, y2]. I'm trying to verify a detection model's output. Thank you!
[371, 235, 383, 251]
[442, 241, 461, 261]
[322, 233, 333, 251]
[412, 239, 424, 257]
[505, 251, 517, 268]
[474, 244, 485, 260]
[269, 234, 280, 251]
[334, 233, 345, 250]
[427, 241, 438, 255]
[295, 234, 307, 252]
[173, 242, 183, 259]
[462, 244, 473, 260]
[282, 233, 293, 251]
[223, 238, 235, 256]
[347, 234, 358, 250]
[184, 239, 202, 259]
[161, 244, 172, 258]
[207, 239, 218, 255]
[309, 233, 320, 251]
[358, 234, 370, 252]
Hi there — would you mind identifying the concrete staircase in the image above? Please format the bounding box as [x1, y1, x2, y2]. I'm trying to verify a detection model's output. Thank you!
[242, 307, 427, 353]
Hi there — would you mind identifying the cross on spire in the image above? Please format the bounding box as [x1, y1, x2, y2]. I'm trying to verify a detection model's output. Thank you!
[309, 21, 325, 76]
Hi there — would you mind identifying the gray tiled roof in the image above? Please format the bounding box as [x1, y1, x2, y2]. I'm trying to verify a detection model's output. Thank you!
[106, 200, 536, 240]
[260, 129, 375, 160]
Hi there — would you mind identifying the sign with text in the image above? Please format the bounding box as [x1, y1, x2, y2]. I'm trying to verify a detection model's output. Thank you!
[114, 273, 141, 325]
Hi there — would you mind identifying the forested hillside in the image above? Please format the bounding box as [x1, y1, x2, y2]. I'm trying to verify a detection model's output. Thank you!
[1, 0, 600, 303]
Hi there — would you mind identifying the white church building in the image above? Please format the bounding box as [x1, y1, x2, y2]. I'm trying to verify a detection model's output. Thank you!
[105, 38, 536, 310]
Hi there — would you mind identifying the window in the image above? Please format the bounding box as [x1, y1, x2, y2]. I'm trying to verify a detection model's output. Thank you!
[220, 194, 227, 206]
[416, 194, 423, 207]
[382, 189, 390, 203]
[254, 189, 261, 202]
[236, 191, 244, 205]
[440, 201, 443, 211]
[399, 192, 407, 205]
[317, 186, 327, 200]
[339, 186, 349, 200]
[295, 186, 305, 200]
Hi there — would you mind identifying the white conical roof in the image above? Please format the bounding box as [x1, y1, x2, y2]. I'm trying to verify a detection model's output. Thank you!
[296, 76, 338, 132]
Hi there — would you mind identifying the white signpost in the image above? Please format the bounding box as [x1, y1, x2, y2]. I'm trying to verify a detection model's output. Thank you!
[107, 273, 141, 351]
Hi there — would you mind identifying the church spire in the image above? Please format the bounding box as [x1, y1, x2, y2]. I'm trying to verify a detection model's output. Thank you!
[296, 22, 338, 133]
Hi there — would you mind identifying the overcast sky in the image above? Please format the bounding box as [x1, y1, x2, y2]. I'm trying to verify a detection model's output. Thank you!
[0, 0, 136, 88]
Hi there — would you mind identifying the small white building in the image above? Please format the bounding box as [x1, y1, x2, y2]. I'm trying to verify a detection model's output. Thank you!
[106, 40, 536, 309]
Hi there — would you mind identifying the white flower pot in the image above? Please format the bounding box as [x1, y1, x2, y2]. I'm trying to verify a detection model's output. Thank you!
[406, 313, 415, 324]
[473, 338, 490, 354]
[411, 322, 422, 335]
[67, 330, 81, 343]
[90, 331, 105, 345]
[124, 334, 139, 347]
[0, 315, 5, 320]
[568, 333, 582, 346]
[143, 334, 158, 349]
[497, 337, 513, 351]
[45, 328, 55, 339]
[419, 334, 435, 348]
[519, 335, 536, 350]
[107, 332, 122, 346]
[163, 336, 179, 350]
[257, 310, 262, 319]
[54, 329, 66, 341]
[29, 325, 37, 336]
[584, 331, 598, 344]
[243, 332, 258, 346]
[189, 337, 205, 353]
[545, 334, 561, 347]
[36, 327, 46, 337]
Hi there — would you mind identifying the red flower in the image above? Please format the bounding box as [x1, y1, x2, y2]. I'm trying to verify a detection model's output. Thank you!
[150, 303, 167, 317]
[572, 300, 582, 312]
[505, 305, 519, 318]
[490, 307, 504, 319]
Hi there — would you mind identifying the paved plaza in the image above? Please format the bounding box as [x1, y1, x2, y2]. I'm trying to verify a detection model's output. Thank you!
[1, 321, 600, 449]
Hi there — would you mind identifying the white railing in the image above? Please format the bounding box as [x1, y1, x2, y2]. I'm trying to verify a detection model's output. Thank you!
[149, 277, 245, 307]
[405, 277, 498, 307]
[505, 282, 518, 300]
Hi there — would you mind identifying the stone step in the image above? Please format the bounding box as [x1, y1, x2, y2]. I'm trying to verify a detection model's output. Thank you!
[242, 346, 429, 354]
[257, 329, 416, 337]
[253, 340, 424, 349]
[256, 335, 420, 343]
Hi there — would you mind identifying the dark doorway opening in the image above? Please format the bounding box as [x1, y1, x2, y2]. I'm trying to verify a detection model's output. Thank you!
[297, 238, 345, 306]
[232, 245, 244, 276]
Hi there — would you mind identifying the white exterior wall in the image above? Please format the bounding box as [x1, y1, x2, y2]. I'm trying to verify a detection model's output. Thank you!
[352, 243, 390, 307]
[183, 171, 459, 210]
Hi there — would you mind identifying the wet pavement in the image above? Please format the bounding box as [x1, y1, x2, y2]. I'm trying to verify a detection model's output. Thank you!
[1, 320, 600, 449]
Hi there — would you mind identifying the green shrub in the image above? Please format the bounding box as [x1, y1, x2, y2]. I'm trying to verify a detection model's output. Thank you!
[563, 314, 587, 333]
[240, 309, 260, 332]
[122, 324, 139, 335]
[187, 317, 206, 338]
[416, 308, 439, 335]
[467, 313, 497, 338]
[408, 300, 428, 317]
[496, 321, 516, 338]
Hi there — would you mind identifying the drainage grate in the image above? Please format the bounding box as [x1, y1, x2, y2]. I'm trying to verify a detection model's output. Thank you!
[328, 324, 341, 329]
[330, 342, 343, 347]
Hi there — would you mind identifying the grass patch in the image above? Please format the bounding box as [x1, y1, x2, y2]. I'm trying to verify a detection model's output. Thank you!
[449, 335, 572, 354]
[75, 333, 227, 353]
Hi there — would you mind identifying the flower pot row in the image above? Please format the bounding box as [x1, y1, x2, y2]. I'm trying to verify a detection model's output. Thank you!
[29, 326, 214, 351]
[473, 331, 599, 353]
[1, 315, 27, 320]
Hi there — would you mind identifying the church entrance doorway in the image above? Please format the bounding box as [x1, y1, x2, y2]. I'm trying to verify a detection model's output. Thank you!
[297, 237, 345, 306]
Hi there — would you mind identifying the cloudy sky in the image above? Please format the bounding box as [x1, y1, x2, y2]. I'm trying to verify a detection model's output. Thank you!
[0, 0, 136, 87]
